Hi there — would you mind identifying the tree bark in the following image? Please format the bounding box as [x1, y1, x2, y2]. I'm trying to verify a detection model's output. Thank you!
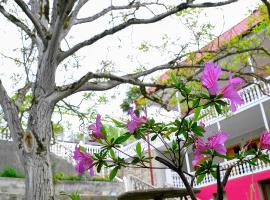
[23, 152, 54, 200]
[21, 98, 55, 200]
[177, 170, 197, 200]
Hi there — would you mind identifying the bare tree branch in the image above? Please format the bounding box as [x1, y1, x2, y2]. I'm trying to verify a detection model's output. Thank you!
[0, 79, 24, 141]
[0, 4, 34, 39]
[59, 0, 89, 40]
[75, 2, 165, 25]
[59, 0, 239, 62]
[14, 83, 32, 109]
[14, 0, 47, 45]
[52, 44, 270, 103]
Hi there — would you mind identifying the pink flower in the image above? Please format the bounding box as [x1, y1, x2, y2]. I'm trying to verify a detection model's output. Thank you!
[221, 73, 244, 112]
[201, 62, 221, 95]
[207, 131, 228, 155]
[73, 146, 94, 176]
[88, 114, 103, 140]
[192, 132, 228, 167]
[201, 63, 245, 112]
[126, 109, 147, 133]
[192, 137, 208, 167]
[260, 131, 270, 150]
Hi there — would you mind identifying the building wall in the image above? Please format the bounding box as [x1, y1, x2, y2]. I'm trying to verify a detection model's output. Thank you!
[196, 169, 270, 200]
[0, 177, 123, 200]
[0, 140, 75, 176]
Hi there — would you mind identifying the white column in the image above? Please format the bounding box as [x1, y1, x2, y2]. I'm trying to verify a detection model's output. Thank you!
[185, 152, 191, 173]
[249, 57, 269, 130]
[260, 103, 269, 131]
[217, 121, 221, 131]
[165, 169, 174, 187]
[176, 91, 181, 117]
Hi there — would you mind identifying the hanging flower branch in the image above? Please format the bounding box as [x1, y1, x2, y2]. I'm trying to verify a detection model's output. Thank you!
[73, 62, 270, 200]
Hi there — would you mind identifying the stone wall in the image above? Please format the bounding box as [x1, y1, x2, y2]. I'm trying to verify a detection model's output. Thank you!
[0, 177, 123, 200]
[0, 140, 75, 175]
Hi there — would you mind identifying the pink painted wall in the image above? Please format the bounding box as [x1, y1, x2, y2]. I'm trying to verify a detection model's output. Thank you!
[196, 169, 270, 200]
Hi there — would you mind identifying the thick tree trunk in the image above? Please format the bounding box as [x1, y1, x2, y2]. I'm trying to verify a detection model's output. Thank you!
[22, 99, 55, 200]
[24, 151, 54, 200]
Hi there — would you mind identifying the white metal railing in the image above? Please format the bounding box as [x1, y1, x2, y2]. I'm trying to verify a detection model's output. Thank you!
[0, 132, 12, 141]
[50, 142, 102, 164]
[186, 80, 270, 126]
[123, 79, 270, 157]
[0, 79, 269, 184]
[123, 174, 155, 191]
[166, 152, 270, 188]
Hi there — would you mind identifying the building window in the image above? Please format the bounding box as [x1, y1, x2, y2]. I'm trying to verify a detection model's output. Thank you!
[246, 138, 260, 151]
[259, 179, 270, 200]
[227, 144, 241, 157]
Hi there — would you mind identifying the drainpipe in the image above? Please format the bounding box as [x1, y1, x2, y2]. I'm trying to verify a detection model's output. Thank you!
[145, 106, 154, 185]
[248, 57, 269, 130]
[176, 92, 192, 173]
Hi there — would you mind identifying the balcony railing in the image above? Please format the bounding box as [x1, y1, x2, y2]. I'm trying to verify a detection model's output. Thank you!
[120, 80, 270, 158]
[0, 79, 269, 179]
[165, 151, 270, 188]
[187, 80, 270, 126]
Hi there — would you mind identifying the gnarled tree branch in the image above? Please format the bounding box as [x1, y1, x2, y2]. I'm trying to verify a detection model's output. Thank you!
[59, 0, 239, 62]
[0, 79, 24, 142]
[14, 0, 47, 45]
[0, 4, 34, 39]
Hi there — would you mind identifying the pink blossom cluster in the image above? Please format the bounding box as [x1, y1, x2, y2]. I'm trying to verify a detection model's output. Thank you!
[201, 62, 244, 112]
[88, 114, 103, 141]
[192, 132, 228, 167]
[73, 146, 94, 176]
[126, 108, 147, 133]
[260, 131, 270, 150]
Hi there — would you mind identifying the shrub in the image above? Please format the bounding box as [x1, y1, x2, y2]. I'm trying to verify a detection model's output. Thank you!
[1, 167, 24, 178]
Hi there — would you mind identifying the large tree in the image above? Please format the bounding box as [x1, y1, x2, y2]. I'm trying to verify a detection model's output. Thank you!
[0, 0, 269, 199]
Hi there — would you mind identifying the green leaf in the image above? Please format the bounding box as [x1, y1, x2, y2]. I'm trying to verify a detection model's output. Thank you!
[172, 141, 177, 150]
[97, 163, 103, 173]
[191, 125, 205, 136]
[151, 134, 158, 141]
[210, 171, 217, 179]
[259, 155, 270, 163]
[192, 98, 200, 108]
[194, 107, 202, 122]
[110, 149, 116, 160]
[79, 146, 87, 153]
[136, 142, 142, 158]
[115, 134, 131, 144]
[215, 104, 222, 114]
[216, 100, 227, 106]
[110, 118, 125, 128]
[109, 167, 119, 180]
[246, 160, 257, 166]
[196, 174, 206, 184]
[131, 157, 141, 164]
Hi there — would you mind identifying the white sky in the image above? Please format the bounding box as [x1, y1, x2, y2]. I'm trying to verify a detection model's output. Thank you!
[0, 0, 262, 138]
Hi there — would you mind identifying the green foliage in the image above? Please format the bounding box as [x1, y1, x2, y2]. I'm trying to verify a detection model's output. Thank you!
[59, 191, 81, 200]
[120, 86, 146, 112]
[0, 167, 24, 178]
[53, 171, 112, 184]
[52, 123, 64, 136]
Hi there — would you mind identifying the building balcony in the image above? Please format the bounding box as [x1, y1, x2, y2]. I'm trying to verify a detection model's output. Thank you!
[165, 151, 270, 188]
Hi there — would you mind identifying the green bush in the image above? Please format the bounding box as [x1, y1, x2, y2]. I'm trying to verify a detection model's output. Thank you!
[53, 172, 82, 184]
[0, 167, 24, 178]
[90, 176, 111, 182]
[53, 171, 111, 183]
